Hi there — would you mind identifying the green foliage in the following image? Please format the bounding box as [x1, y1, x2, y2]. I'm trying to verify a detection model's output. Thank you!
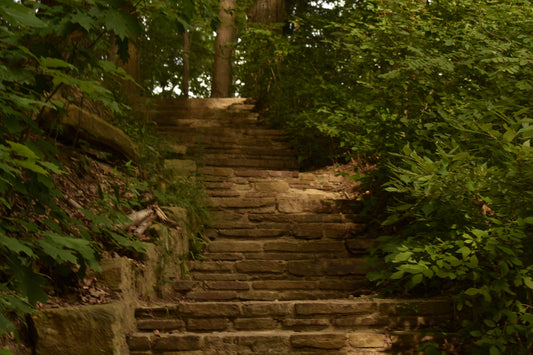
[238, 0, 533, 352]
[154, 175, 210, 258]
[0, 0, 148, 339]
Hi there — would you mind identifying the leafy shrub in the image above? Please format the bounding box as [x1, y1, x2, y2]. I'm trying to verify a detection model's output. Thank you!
[238, 0, 533, 352]
[0, 0, 143, 342]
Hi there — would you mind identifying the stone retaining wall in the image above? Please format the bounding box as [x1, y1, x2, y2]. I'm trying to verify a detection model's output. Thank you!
[31, 207, 191, 355]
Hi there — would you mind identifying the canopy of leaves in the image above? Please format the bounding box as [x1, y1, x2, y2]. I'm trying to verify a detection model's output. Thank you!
[236, 0, 533, 353]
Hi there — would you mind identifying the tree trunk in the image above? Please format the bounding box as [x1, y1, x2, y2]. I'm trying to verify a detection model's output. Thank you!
[211, 0, 236, 98]
[182, 28, 190, 99]
[248, 0, 285, 25]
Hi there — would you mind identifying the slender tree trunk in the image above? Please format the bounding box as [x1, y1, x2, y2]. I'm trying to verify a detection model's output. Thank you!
[248, 0, 285, 25]
[182, 28, 191, 99]
[211, 0, 236, 98]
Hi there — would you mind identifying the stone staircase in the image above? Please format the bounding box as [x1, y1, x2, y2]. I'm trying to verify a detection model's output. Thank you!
[127, 98, 453, 354]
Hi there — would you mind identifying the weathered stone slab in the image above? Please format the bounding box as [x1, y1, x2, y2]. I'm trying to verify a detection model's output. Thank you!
[33, 303, 127, 355]
[127, 333, 152, 351]
[203, 252, 245, 261]
[254, 181, 290, 192]
[202, 166, 234, 177]
[187, 318, 230, 331]
[287, 260, 323, 276]
[283, 318, 330, 331]
[252, 280, 316, 290]
[152, 334, 201, 351]
[290, 333, 346, 349]
[210, 197, 276, 209]
[185, 290, 237, 301]
[348, 332, 387, 348]
[188, 261, 234, 272]
[173, 280, 200, 291]
[234, 318, 279, 330]
[235, 260, 286, 273]
[241, 302, 291, 316]
[206, 280, 250, 290]
[218, 228, 285, 238]
[294, 301, 378, 316]
[263, 240, 346, 253]
[137, 319, 185, 331]
[208, 232, 259, 245]
[178, 303, 240, 317]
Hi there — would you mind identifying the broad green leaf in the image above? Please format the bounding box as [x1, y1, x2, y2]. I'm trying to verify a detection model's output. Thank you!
[12, 159, 48, 176]
[8, 261, 47, 305]
[390, 270, 404, 279]
[40, 57, 74, 70]
[464, 288, 480, 296]
[398, 264, 426, 274]
[38, 238, 77, 265]
[393, 251, 413, 263]
[6, 141, 39, 160]
[411, 273, 423, 286]
[0, 234, 33, 256]
[0, 2, 46, 28]
[523, 277, 533, 290]
[70, 11, 96, 32]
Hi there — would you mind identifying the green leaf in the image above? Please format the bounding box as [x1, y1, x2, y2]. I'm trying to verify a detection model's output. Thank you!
[0, 234, 33, 256]
[489, 346, 500, 355]
[398, 264, 426, 274]
[8, 261, 47, 305]
[393, 251, 413, 263]
[70, 11, 96, 32]
[390, 270, 404, 279]
[38, 239, 77, 265]
[0, 2, 46, 28]
[523, 277, 533, 290]
[411, 273, 423, 286]
[12, 159, 48, 175]
[40, 57, 74, 70]
[465, 288, 480, 296]
[6, 141, 39, 160]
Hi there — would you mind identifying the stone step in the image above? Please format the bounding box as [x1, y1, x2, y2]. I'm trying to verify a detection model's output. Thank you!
[190, 146, 297, 158]
[128, 330, 395, 354]
[172, 287, 368, 301]
[209, 196, 356, 214]
[134, 299, 452, 332]
[199, 156, 299, 170]
[210, 211, 365, 225]
[160, 126, 289, 141]
[203, 238, 376, 258]
[129, 299, 453, 353]
[184, 258, 370, 295]
[205, 221, 366, 240]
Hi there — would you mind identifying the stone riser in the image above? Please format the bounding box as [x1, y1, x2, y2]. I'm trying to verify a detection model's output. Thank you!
[174, 289, 369, 302]
[204, 224, 365, 240]
[129, 299, 453, 353]
[205, 238, 364, 255]
[134, 299, 452, 332]
[199, 157, 299, 170]
[190, 146, 297, 157]
[128, 330, 420, 354]
[153, 112, 259, 126]
[159, 127, 289, 140]
[172, 279, 371, 301]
